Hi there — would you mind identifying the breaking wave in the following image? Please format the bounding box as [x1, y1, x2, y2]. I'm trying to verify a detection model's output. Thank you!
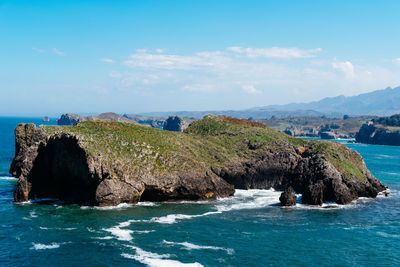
[162, 240, 234, 254]
[122, 245, 203, 267]
[30, 243, 60, 250]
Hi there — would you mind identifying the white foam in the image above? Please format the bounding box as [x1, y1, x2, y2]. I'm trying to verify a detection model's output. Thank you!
[293, 202, 354, 210]
[101, 217, 152, 241]
[86, 227, 98, 233]
[30, 242, 60, 250]
[93, 236, 113, 240]
[163, 240, 234, 254]
[0, 176, 18, 181]
[136, 202, 158, 206]
[81, 203, 134, 210]
[108, 188, 382, 227]
[378, 189, 398, 197]
[377, 231, 400, 238]
[29, 198, 59, 203]
[103, 226, 134, 241]
[122, 245, 203, 267]
[39, 226, 76, 231]
[17, 201, 32, 205]
[215, 189, 282, 212]
[146, 189, 281, 224]
[29, 211, 38, 218]
[148, 213, 217, 224]
[133, 230, 155, 234]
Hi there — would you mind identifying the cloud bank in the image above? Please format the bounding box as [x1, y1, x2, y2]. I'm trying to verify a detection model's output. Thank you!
[104, 46, 400, 101]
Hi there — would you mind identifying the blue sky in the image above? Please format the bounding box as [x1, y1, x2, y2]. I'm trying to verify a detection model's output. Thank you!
[1, 0, 400, 116]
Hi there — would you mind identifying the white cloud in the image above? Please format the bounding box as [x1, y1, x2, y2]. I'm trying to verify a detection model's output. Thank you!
[109, 71, 122, 78]
[155, 48, 165, 53]
[124, 53, 217, 70]
[32, 47, 45, 53]
[242, 85, 261, 94]
[394, 58, 400, 65]
[227, 46, 322, 59]
[90, 85, 108, 94]
[106, 47, 400, 100]
[101, 58, 115, 63]
[182, 84, 218, 92]
[332, 60, 355, 78]
[52, 48, 66, 56]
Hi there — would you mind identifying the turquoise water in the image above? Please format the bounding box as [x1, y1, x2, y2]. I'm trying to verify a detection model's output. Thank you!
[0, 118, 399, 266]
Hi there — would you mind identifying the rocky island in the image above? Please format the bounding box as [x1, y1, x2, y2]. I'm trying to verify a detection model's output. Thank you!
[10, 115, 385, 206]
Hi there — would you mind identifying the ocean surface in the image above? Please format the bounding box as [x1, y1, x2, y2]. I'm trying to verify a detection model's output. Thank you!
[0, 117, 399, 266]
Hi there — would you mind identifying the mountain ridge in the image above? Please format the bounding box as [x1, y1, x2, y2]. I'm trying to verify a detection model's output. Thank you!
[255, 86, 400, 116]
[137, 86, 400, 118]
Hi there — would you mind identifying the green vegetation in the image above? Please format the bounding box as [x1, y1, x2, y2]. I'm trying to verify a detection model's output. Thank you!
[41, 115, 366, 181]
[373, 114, 400, 127]
[310, 140, 365, 181]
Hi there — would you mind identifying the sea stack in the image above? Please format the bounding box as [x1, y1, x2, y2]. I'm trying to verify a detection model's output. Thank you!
[279, 187, 297, 206]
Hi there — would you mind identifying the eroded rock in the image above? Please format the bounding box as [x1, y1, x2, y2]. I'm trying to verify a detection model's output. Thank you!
[10, 116, 386, 206]
[279, 187, 297, 206]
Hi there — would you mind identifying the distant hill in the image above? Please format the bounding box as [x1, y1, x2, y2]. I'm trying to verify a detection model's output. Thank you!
[256, 86, 400, 116]
[140, 86, 400, 119]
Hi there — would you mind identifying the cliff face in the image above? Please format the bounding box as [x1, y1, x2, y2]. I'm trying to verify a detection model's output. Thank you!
[163, 116, 192, 132]
[11, 116, 385, 206]
[356, 124, 400, 146]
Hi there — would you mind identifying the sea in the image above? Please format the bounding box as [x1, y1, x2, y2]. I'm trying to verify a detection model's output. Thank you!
[0, 117, 399, 266]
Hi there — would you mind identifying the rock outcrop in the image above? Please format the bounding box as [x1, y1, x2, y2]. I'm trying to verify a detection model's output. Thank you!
[319, 131, 336, 140]
[58, 114, 86, 125]
[11, 116, 385, 206]
[57, 112, 134, 126]
[163, 116, 190, 132]
[123, 114, 166, 129]
[356, 123, 400, 146]
[279, 187, 297, 206]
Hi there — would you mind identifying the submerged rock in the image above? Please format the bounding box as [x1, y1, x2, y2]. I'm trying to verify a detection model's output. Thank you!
[10, 116, 385, 206]
[279, 187, 297, 206]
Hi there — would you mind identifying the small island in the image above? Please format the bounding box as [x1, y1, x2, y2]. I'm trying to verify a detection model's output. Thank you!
[10, 115, 385, 206]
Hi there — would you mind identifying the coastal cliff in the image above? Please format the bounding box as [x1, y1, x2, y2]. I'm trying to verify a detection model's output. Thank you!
[356, 115, 400, 146]
[264, 116, 374, 140]
[10, 116, 385, 206]
[356, 124, 400, 146]
[163, 116, 191, 132]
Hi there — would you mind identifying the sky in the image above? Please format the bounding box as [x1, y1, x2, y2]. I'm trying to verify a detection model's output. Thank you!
[1, 0, 400, 116]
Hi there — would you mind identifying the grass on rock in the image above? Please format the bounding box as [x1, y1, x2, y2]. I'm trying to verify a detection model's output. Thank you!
[41, 116, 367, 181]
